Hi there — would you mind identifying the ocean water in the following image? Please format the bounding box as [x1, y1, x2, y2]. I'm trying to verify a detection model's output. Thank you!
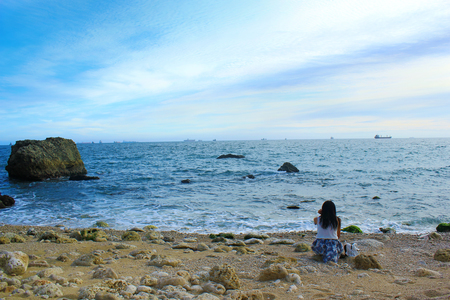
[0, 138, 449, 234]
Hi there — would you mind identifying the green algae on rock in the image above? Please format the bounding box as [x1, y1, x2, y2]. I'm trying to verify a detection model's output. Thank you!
[93, 221, 109, 228]
[70, 228, 108, 242]
[436, 223, 450, 232]
[5, 137, 87, 181]
[38, 231, 77, 243]
[342, 225, 363, 233]
[122, 231, 141, 241]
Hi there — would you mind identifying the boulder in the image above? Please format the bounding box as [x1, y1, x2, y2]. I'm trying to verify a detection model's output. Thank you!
[93, 267, 119, 279]
[342, 225, 363, 233]
[434, 249, 450, 262]
[209, 263, 240, 289]
[0, 251, 29, 275]
[33, 283, 63, 298]
[148, 255, 181, 267]
[70, 228, 108, 242]
[39, 230, 77, 243]
[258, 264, 288, 281]
[436, 223, 450, 232]
[72, 254, 104, 266]
[122, 231, 141, 241]
[5, 137, 87, 181]
[277, 162, 299, 173]
[354, 254, 382, 270]
[0, 194, 15, 209]
[415, 268, 442, 278]
[217, 154, 245, 159]
[244, 233, 269, 240]
[294, 243, 311, 252]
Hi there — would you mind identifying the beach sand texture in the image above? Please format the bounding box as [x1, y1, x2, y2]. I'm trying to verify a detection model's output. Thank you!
[1, 225, 449, 300]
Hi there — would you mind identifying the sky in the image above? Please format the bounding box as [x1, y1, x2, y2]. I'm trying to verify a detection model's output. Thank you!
[1, 0, 450, 144]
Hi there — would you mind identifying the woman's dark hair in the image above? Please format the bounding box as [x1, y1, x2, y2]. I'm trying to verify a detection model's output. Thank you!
[319, 200, 338, 229]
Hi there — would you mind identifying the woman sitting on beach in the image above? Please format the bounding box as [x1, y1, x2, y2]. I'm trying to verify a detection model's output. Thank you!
[312, 200, 344, 263]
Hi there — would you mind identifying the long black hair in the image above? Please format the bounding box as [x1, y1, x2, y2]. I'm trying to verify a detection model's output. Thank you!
[319, 200, 338, 229]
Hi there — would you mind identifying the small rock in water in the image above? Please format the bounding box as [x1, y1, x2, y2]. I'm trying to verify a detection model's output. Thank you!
[277, 162, 299, 173]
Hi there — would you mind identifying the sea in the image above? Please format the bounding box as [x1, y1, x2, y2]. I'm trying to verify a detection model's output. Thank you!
[0, 138, 449, 234]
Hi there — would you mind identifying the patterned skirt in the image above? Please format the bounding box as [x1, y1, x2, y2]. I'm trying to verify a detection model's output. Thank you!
[311, 238, 344, 263]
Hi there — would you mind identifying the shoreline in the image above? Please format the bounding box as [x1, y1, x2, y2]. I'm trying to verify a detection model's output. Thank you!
[1, 224, 450, 299]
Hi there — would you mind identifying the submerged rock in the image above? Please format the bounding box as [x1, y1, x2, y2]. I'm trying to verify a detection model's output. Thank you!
[5, 137, 87, 181]
[69, 174, 100, 180]
[217, 154, 245, 159]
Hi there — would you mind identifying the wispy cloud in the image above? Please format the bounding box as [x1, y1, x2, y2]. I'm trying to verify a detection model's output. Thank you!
[1, 0, 450, 142]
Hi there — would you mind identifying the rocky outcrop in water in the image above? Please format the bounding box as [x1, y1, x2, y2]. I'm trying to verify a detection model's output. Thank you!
[0, 194, 15, 209]
[5, 137, 87, 181]
[277, 162, 299, 172]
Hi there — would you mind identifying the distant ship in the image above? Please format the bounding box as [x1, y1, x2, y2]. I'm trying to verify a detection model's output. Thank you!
[184, 139, 195, 142]
[374, 135, 391, 139]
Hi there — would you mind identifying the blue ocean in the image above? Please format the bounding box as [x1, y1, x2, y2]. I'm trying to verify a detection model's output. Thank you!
[0, 138, 449, 234]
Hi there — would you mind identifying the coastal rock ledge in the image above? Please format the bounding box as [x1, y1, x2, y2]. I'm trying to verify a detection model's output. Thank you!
[5, 137, 87, 181]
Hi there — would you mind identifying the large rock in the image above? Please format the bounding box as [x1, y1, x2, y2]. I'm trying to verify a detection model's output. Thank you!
[258, 264, 288, 281]
[0, 251, 29, 275]
[0, 194, 15, 209]
[434, 249, 450, 262]
[354, 254, 382, 270]
[5, 137, 87, 181]
[277, 162, 299, 173]
[436, 223, 450, 232]
[209, 264, 240, 290]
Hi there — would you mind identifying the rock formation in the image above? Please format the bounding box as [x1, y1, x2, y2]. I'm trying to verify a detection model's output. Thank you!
[0, 194, 15, 209]
[5, 137, 87, 181]
[277, 162, 299, 172]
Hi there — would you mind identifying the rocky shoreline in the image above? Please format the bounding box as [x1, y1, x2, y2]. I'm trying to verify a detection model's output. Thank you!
[1, 224, 450, 300]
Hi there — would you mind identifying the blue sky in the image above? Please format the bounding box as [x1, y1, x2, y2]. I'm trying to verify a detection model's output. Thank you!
[1, 0, 449, 143]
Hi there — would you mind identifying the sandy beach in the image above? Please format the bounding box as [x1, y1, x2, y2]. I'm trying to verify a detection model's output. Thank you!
[1, 224, 449, 300]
